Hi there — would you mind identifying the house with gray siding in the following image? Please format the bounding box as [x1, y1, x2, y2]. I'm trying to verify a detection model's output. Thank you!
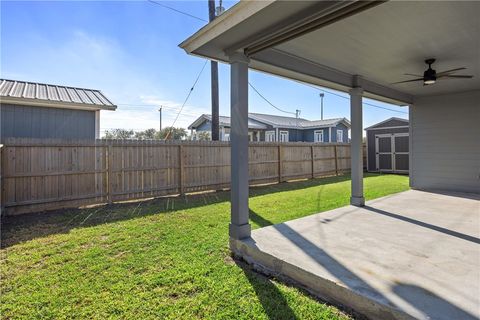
[189, 112, 350, 142]
[0, 79, 116, 141]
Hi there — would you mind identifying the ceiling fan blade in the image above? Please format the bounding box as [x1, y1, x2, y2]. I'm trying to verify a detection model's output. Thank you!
[438, 75, 473, 79]
[436, 67, 467, 76]
[404, 73, 423, 77]
[391, 78, 424, 84]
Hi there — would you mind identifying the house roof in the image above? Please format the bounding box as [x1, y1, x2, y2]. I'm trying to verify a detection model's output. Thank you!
[365, 117, 409, 130]
[0, 79, 117, 111]
[188, 114, 268, 130]
[189, 113, 350, 130]
[249, 113, 350, 129]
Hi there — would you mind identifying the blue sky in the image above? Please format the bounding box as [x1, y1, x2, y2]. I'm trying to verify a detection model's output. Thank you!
[1, 1, 408, 134]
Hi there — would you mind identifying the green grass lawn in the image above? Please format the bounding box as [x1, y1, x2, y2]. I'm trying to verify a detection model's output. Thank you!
[1, 173, 409, 320]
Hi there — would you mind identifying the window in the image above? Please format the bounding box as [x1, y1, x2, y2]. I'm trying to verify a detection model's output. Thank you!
[314, 130, 324, 143]
[337, 130, 343, 142]
[265, 131, 275, 142]
[279, 131, 289, 142]
[248, 132, 253, 142]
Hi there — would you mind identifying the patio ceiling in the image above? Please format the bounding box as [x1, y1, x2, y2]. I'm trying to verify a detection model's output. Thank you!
[180, 1, 480, 105]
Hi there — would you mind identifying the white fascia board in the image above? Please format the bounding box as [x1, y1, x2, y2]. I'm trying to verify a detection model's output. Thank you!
[179, 1, 274, 54]
[252, 49, 413, 106]
[188, 115, 209, 129]
[361, 79, 413, 106]
[0, 96, 116, 111]
[337, 118, 351, 129]
[253, 49, 352, 88]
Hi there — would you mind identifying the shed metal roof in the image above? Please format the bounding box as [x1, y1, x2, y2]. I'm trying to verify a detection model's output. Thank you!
[365, 117, 409, 130]
[189, 114, 267, 130]
[0, 79, 117, 111]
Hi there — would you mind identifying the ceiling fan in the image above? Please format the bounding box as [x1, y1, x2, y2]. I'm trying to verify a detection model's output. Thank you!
[392, 59, 473, 85]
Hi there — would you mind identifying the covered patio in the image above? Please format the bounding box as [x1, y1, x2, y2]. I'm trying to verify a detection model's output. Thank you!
[181, 1, 480, 319]
[237, 190, 480, 320]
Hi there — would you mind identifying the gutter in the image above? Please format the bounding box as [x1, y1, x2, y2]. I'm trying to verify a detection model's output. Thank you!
[0, 96, 117, 111]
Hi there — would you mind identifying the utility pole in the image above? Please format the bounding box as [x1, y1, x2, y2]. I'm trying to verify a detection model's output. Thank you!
[319, 93, 325, 120]
[209, 0, 220, 140]
[159, 106, 163, 131]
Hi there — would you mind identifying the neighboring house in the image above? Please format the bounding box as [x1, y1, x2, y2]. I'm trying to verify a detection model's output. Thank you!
[365, 117, 409, 173]
[188, 113, 350, 142]
[0, 79, 117, 141]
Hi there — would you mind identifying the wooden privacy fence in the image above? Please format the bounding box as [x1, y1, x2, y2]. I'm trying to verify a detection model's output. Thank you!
[0, 139, 362, 215]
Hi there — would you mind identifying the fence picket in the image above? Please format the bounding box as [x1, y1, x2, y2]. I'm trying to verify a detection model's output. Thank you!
[0, 138, 362, 215]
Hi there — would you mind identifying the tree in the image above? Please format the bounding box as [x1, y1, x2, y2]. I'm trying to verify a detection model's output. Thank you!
[103, 127, 187, 140]
[196, 131, 211, 141]
[103, 128, 134, 139]
[134, 128, 157, 140]
[157, 127, 187, 140]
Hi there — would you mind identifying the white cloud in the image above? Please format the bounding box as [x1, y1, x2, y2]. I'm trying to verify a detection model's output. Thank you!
[101, 96, 210, 131]
[3, 29, 210, 131]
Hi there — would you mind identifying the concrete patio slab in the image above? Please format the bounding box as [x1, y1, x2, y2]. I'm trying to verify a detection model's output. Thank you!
[231, 190, 480, 320]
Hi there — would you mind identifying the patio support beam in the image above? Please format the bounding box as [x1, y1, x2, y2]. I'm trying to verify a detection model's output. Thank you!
[350, 85, 365, 206]
[229, 52, 251, 240]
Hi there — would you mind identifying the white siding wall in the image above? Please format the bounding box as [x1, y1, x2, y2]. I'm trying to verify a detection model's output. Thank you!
[410, 90, 480, 193]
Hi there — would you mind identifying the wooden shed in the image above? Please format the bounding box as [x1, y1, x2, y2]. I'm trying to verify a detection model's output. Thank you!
[365, 117, 409, 173]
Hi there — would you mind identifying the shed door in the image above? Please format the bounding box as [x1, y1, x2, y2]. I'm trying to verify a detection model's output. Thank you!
[393, 133, 409, 172]
[375, 135, 393, 172]
[375, 133, 409, 173]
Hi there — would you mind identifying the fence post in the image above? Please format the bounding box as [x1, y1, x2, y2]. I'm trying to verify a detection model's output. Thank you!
[278, 144, 283, 183]
[334, 145, 339, 176]
[310, 145, 315, 179]
[178, 144, 184, 194]
[107, 142, 113, 204]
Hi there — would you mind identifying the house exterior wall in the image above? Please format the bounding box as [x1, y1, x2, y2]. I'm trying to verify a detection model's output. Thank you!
[194, 119, 350, 143]
[196, 122, 263, 141]
[410, 90, 480, 193]
[285, 128, 303, 142]
[303, 128, 329, 142]
[331, 123, 349, 143]
[1, 103, 97, 141]
[196, 121, 212, 131]
[366, 127, 409, 172]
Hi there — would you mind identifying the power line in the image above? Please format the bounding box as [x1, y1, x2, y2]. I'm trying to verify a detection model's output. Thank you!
[144, 0, 308, 119]
[116, 101, 211, 118]
[147, 0, 207, 22]
[148, 0, 405, 117]
[165, 60, 208, 139]
[298, 81, 408, 115]
[248, 82, 297, 116]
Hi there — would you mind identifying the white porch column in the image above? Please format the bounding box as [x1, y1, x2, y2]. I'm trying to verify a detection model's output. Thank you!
[229, 52, 251, 240]
[349, 87, 365, 206]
